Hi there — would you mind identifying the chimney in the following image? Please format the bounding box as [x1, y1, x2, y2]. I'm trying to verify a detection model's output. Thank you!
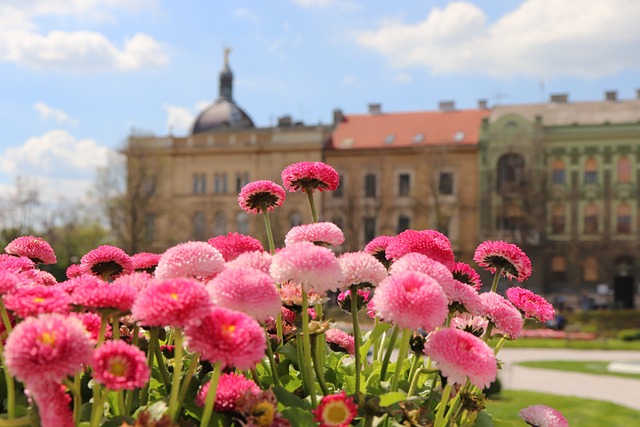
[368, 103, 382, 114]
[605, 90, 617, 101]
[477, 99, 488, 109]
[550, 93, 569, 103]
[333, 108, 344, 125]
[439, 100, 455, 112]
[277, 115, 292, 127]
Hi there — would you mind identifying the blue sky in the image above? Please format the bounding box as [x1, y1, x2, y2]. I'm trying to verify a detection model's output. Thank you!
[1, 0, 639, 202]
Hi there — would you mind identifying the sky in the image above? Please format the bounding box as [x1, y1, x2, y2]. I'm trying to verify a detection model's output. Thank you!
[1, 0, 640, 203]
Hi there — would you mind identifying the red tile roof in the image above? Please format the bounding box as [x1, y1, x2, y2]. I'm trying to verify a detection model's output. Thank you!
[331, 109, 489, 149]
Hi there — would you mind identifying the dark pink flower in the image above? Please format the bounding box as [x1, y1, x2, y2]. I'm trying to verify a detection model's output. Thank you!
[519, 404, 569, 427]
[372, 270, 448, 331]
[238, 180, 286, 214]
[111, 271, 156, 292]
[451, 262, 482, 291]
[72, 312, 110, 343]
[131, 278, 213, 329]
[195, 372, 261, 410]
[20, 269, 58, 286]
[479, 292, 524, 339]
[66, 264, 82, 279]
[385, 230, 456, 270]
[4, 285, 72, 318]
[155, 241, 225, 281]
[446, 280, 485, 316]
[71, 279, 137, 314]
[4, 236, 57, 264]
[57, 274, 103, 295]
[337, 288, 372, 312]
[225, 250, 272, 274]
[506, 287, 555, 322]
[285, 222, 344, 247]
[131, 252, 161, 273]
[0, 269, 23, 294]
[0, 255, 35, 273]
[80, 245, 133, 280]
[312, 391, 357, 427]
[325, 328, 355, 355]
[4, 313, 93, 385]
[92, 340, 150, 390]
[185, 306, 266, 370]
[29, 381, 74, 427]
[208, 232, 264, 262]
[424, 327, 497, 389]
[338, 251, 388, 289]
[473, 240, 532, 283]
[364, 235, 394, 266]
[281, 161, 339, 193]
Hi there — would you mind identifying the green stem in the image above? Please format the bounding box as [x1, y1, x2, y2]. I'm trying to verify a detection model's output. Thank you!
[117, 390, 125, 416]
[305, 190, 318, 223]
[276, 311, 283, 347]
[301, 287, 317, 406]
[311, 335, 329, 396]
[177, 352, 200, 411]
[407, 367, 439, 397]
[406, 354, 424, 397]
[390, 328, 411, 392]
[441, 382, 466, 426]
[140, 328, 158, 406]
[264, 329, 280, 386]
[169, 329, 184, 422]
[489, 266, 504, 293]
[62, 377, 82, 424]
[350, 285, 362, 402]
[380, 324, 399, 381]
[154, 339, 172, 391]
[131, 325, 140, 347]
[433, 383, 453, 427]
[0, 416, 31, 426]
[493, 336, 507, 355]
[112, 315, 120, 340]
[97, 313, 108, 347]
[89, 386, 104, 427]
[0, 299, 12, 335]
[373, 316, 381, 361]
[200, 362, 222, 427]
[261, 209, 276, 254]
[0, 339, 16, 419]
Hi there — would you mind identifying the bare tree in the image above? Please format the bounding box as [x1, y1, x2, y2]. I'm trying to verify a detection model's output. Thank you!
[0, 176, 44, 242]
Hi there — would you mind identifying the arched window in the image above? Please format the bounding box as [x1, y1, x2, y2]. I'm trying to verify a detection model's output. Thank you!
[582, 256, 599, 282]
[552, 159, 566, 184]
[552, 204, 565, 234]
[497, 153, 526, 191]
[584, 158, 598, 184]
[551, 255, 566, 281]
[583, 203, 598, 234]
[617, 156, 631, 183]
[617, 203, 631, 234]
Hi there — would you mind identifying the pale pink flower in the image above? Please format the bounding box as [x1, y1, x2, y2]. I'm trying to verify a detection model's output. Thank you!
[80, 245, 134, 280]
[195, 372, 261, 410]
[281, 161, 339, 193]
[451, 313, 489, 338]
[20, 268, 57, 286]
[185, 306, 266, 370]
[312, 391, 358, 427]
[112, 271, 156, 292]
[285, 222, 345, 247]
[385, 230, 456, 270]
[208, 232, 264, 262]
[155, 241, 225, 281]
[29, 381, 74, 427]
[92, 340, 150, 390]
[278, 282, 324, 308]
[207, 267, 281, 322]
[473, 240, 532, 283]
[424, 327, 497, 389]
[479, 292, 524, 339]
[270, 241, 343, 294]
[372, 270, 448, 331]
[337, 288, 372, 312]
[325, 328, 355, 355]
[447, 280, 486, 317]
[238, 180, 286, 214]
[338, 251, 388, 289]
[71, 279, 137, 314]
[131, 252, 162, 273]
[4, 285, 72, 318]
[364, 235, 394, 266]
[4, 313, 93, 385]
[225, 250, 272, 274]
[519, 404, 569, 427]
[451, 262, 482, 291]
[506, 287, 555, 322]
[132, 278, 213, 329]
[4, 236, 57, 264]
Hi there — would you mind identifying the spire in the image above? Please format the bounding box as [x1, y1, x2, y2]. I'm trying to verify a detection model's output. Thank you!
[219, 47, 233, 101]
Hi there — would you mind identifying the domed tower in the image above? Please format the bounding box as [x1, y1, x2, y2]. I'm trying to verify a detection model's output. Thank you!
[191, 48, 255, 134]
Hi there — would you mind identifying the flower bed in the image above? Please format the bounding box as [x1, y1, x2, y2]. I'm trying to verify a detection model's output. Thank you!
[520, 329, 597, 340]
[0, 161, 567, 427]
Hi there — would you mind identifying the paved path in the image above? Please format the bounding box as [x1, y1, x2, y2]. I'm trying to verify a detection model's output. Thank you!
[498, 348, 640, 410]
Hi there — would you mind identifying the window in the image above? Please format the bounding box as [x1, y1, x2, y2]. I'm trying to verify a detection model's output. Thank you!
[193, 211, 206, 240]
[290, 212, 303, 228]
[333, 174, 344, 198]
[497, 204, 523, 232]
[552, 159, 565, 185]
[364, 174, 376, 198]
[552, 204, 565, 234]
[236, 172, 249, 193]
[236, 212, 249, 235]
[439, 172, 454, 195]
[582, 256, 598, 282]
[617, 203, 631, 234]
[398, 174, 410, 196]
[192, 173, 206, 193]
[583, 203, 598, 234]
[142, 175, 157, 196]
[551, 255, 566, 281]
[144, 213, 155, 242]
[413, 133, 424, 144]
[363, 217, 376, 243]
[497, 153, 525, 191]
[214, 173, 228, 193]
[384, 134, 395, 145]
[397, 215, 410, 234]
[617, 156, 631, 183]
[215, 211, 227, 236]
[584, 158, 598, 184]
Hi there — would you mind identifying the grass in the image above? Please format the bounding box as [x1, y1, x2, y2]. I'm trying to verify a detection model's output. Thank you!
[491, 337, 640, 351]
[485, 390, 640, 426]
[515, 360, 640, 380]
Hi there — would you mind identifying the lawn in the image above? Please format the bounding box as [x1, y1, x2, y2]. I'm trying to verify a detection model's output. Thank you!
[491, 337, 640, 351]
[485, 390, 640, 426]
[516, 360, 640, 380]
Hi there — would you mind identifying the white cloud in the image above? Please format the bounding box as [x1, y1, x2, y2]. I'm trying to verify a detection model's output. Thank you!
[291, 0, 336, 7]
[235, 7, 260, 23]
[355, 0, 640, 78]
[33, 102, 78, 125]
[394, 72, 412, 83]
[163, 101, 210, 135]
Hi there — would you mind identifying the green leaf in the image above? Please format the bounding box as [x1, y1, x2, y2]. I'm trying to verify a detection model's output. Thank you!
[278, 342, 300, 366]
[281, 406, 316, 427]
[272, 385, 311, 410]
[378, 391, 406, 407]
[473, 410, 496, 427]
[359, 322, 392, 362]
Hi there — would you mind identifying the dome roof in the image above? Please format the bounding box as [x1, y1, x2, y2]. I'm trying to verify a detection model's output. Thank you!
[191, 99, 254, 134]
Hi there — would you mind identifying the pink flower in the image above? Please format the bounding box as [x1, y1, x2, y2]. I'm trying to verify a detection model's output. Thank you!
[364, 235, 394, 266]
[325, 328, 355, 355]
[207, 267, 281, 322]
[0, 255, 35, 273]
[92, 340, 150, 390]
[285, 222, 345, 247]
[390, 252, 455, 287]
[385, 229, 456, 270]
[66, 264, 82, 279]
[111, 271, 156, 292]
[131, 252, 162, 273]
[372, 270, 448, 331]
[209, 232, 265, 261]
[155, 241, 225, 281]
[338, 251, 388, 289]
[57, 274, 103, 295]
[72, 312, 110, 343]
[446, 280, 485, 317]
[479, 292, 524, 339]
[195, 372, 261, 410]
[4, 236, 57, 264]
[424, 327, 497, 389]
[281, 161, 339, 193]
[0, 269, 23, 295]
[506, 287, 555, 322]
[337, 288, 372, 312]
[80, 245, 134, 280]
[270, 241, 343, 294]
[519, 404, 569, 427]
[4, 285, 72, 318]
[29, 381, 74, 427]
[473, 240, 532, 283]
[20, 269, 57, 286]
[72, 279, 137, 314]
[312, 391, 358, 427]
[278, 282, 324, 308]
[451, 262, 482, 291]
[451, 313, 488, 338]
[4, 313, 93, 385]
[185, 306, 266, 370]
[238, 180, 286, 214]
[132, 278, 213, 329]
[225, 250, 272, 274]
